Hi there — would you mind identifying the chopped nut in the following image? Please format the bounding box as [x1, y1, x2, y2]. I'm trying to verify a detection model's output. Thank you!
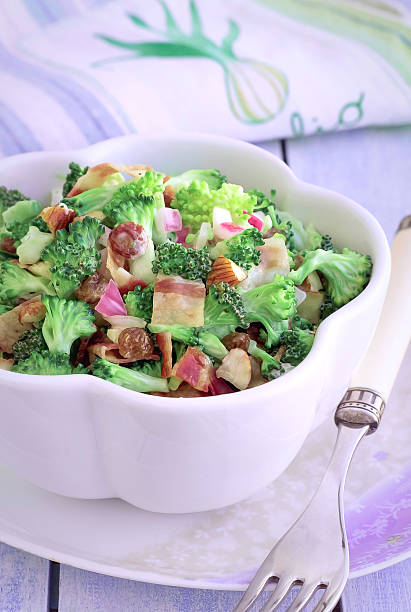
[0, 358, 14, 371]
[18, 297, 46, 324]
[216, 348, 251, 390]
[206, 255, 247, 289]
[73, 210, 105, 223]
[163, 184, 176, 207]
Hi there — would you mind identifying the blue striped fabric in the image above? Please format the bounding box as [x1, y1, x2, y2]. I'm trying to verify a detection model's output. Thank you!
[0, 42, 124, 147]
[0, 101, 42, 156]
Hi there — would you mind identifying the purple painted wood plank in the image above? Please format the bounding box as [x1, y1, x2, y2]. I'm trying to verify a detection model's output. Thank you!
[341, 557, 411, 612]
[59, 565, 325, 612]
[0, 542, 49, 612]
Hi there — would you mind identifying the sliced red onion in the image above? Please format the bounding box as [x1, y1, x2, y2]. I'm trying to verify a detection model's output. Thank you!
[95, 279, 127, 316]
[103, 315, 146, 328]
[247, 213, 264, 231]
[155, 208, 182, 233]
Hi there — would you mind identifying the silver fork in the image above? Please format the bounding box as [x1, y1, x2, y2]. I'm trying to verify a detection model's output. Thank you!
[233, 214, 411, 612]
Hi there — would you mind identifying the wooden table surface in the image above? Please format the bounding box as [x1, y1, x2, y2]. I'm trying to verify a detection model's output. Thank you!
[1, 125, 410, 611]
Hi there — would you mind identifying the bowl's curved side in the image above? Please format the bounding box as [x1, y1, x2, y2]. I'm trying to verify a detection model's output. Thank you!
[0, 134, 390, 512]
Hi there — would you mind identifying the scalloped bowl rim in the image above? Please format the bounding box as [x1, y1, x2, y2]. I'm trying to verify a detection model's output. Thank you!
[0, 132, 390, 414]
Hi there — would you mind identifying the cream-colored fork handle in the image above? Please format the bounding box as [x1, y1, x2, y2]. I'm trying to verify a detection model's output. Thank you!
[350, 217, 411, 401]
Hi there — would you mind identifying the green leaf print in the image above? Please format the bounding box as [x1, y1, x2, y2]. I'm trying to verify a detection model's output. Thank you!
[93, 0, 289, 124]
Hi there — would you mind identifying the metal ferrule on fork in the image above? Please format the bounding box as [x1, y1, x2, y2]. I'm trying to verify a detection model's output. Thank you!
[335, 387, 386, 433]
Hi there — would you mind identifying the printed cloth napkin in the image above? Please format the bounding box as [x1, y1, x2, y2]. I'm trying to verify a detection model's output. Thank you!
[0, 0, 410, 157]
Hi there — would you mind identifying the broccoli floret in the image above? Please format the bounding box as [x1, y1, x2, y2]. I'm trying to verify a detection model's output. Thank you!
[124, 284, 154, 321]
[12, 349, 86, 375]
[41, 295, 96, 354]
[172, 181, 256, 232]
[0, 303, 13, 314]
[242, 275, 297, 348]
[247, 188, 276, 212]
[128, 359, 162, 378]
[320, 296, 339, 320]
[152, 242, 211, 282]
[62, 162, 89, 197]
[280, 328, 315, 366]
[16, 225, 54, 265]
[288, 248, 372, 307]
[0, 186, 28, 210]
[63, 171, 162, 217]
[247, 339, 280, 378]
[104, 193, 155, 236]
[12, 328, 47, 362]
[133, 171, 165, 196]
[210, 227, 264, 270]
[291, 314, 314, 331]
[148, 324, 198, 346]
[3, 199, 43, 227]
[203, 282, 246, 337]
[41, 216, 105, 298]
[92, 357, 169, 393]
[0, 261, 54, 301]
[197, 330, 228, 360]
[258, 320, 290, 347]
[320, 234, 335, 252]
[7, 217, 50, 247]
[148, 324, 226, 361]
[166, 169, 226, 192]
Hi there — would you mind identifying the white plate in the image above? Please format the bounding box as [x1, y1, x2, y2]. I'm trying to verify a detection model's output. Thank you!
[0, 345, 409, 590]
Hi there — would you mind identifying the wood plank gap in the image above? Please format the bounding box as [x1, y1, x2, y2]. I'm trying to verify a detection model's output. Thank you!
[280, 139, 288, 165]
[48, 560, 60, 612]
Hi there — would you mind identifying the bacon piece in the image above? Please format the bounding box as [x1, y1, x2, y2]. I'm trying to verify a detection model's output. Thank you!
[208, 368, 235, 395]
[0, 302, 34, 352]
[66, 162, 152, 197]
[87, 342, 136, 364]
[151, 382, 209, 398]
[156, 331, 173, 378]
[171, 346, 212, 392]
[40, 205, 75, 236]
[74, 329, 108, 366]
[95, 279, 127, 317]
[106, 246, 145, 293]
[152, 274, 205, 326]
[155, 277, 205, 299]
[109, 222, 148, 259]
[18, 296, 46, 324]
[0, 236, 16, 254]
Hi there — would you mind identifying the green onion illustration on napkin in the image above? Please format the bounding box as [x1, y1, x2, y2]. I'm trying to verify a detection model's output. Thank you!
[93, 0, 289, 124]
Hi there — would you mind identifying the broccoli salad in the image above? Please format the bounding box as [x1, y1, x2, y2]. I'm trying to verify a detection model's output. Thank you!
[0, 162, 372, 397]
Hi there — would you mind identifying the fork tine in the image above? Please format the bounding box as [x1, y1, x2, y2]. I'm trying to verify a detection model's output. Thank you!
[310, 580, 344, 612]
[259, 577, 295, 612]
[232, 566, 273, 611]
[283, 582, 318, 612]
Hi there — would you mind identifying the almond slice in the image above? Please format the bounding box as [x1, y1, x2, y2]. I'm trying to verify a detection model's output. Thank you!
[40, 205, 75, 235]
[206, 255, 247, 289]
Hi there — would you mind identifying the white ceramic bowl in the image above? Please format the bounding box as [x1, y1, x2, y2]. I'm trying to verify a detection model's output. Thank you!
[0, 133, 390, 513]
